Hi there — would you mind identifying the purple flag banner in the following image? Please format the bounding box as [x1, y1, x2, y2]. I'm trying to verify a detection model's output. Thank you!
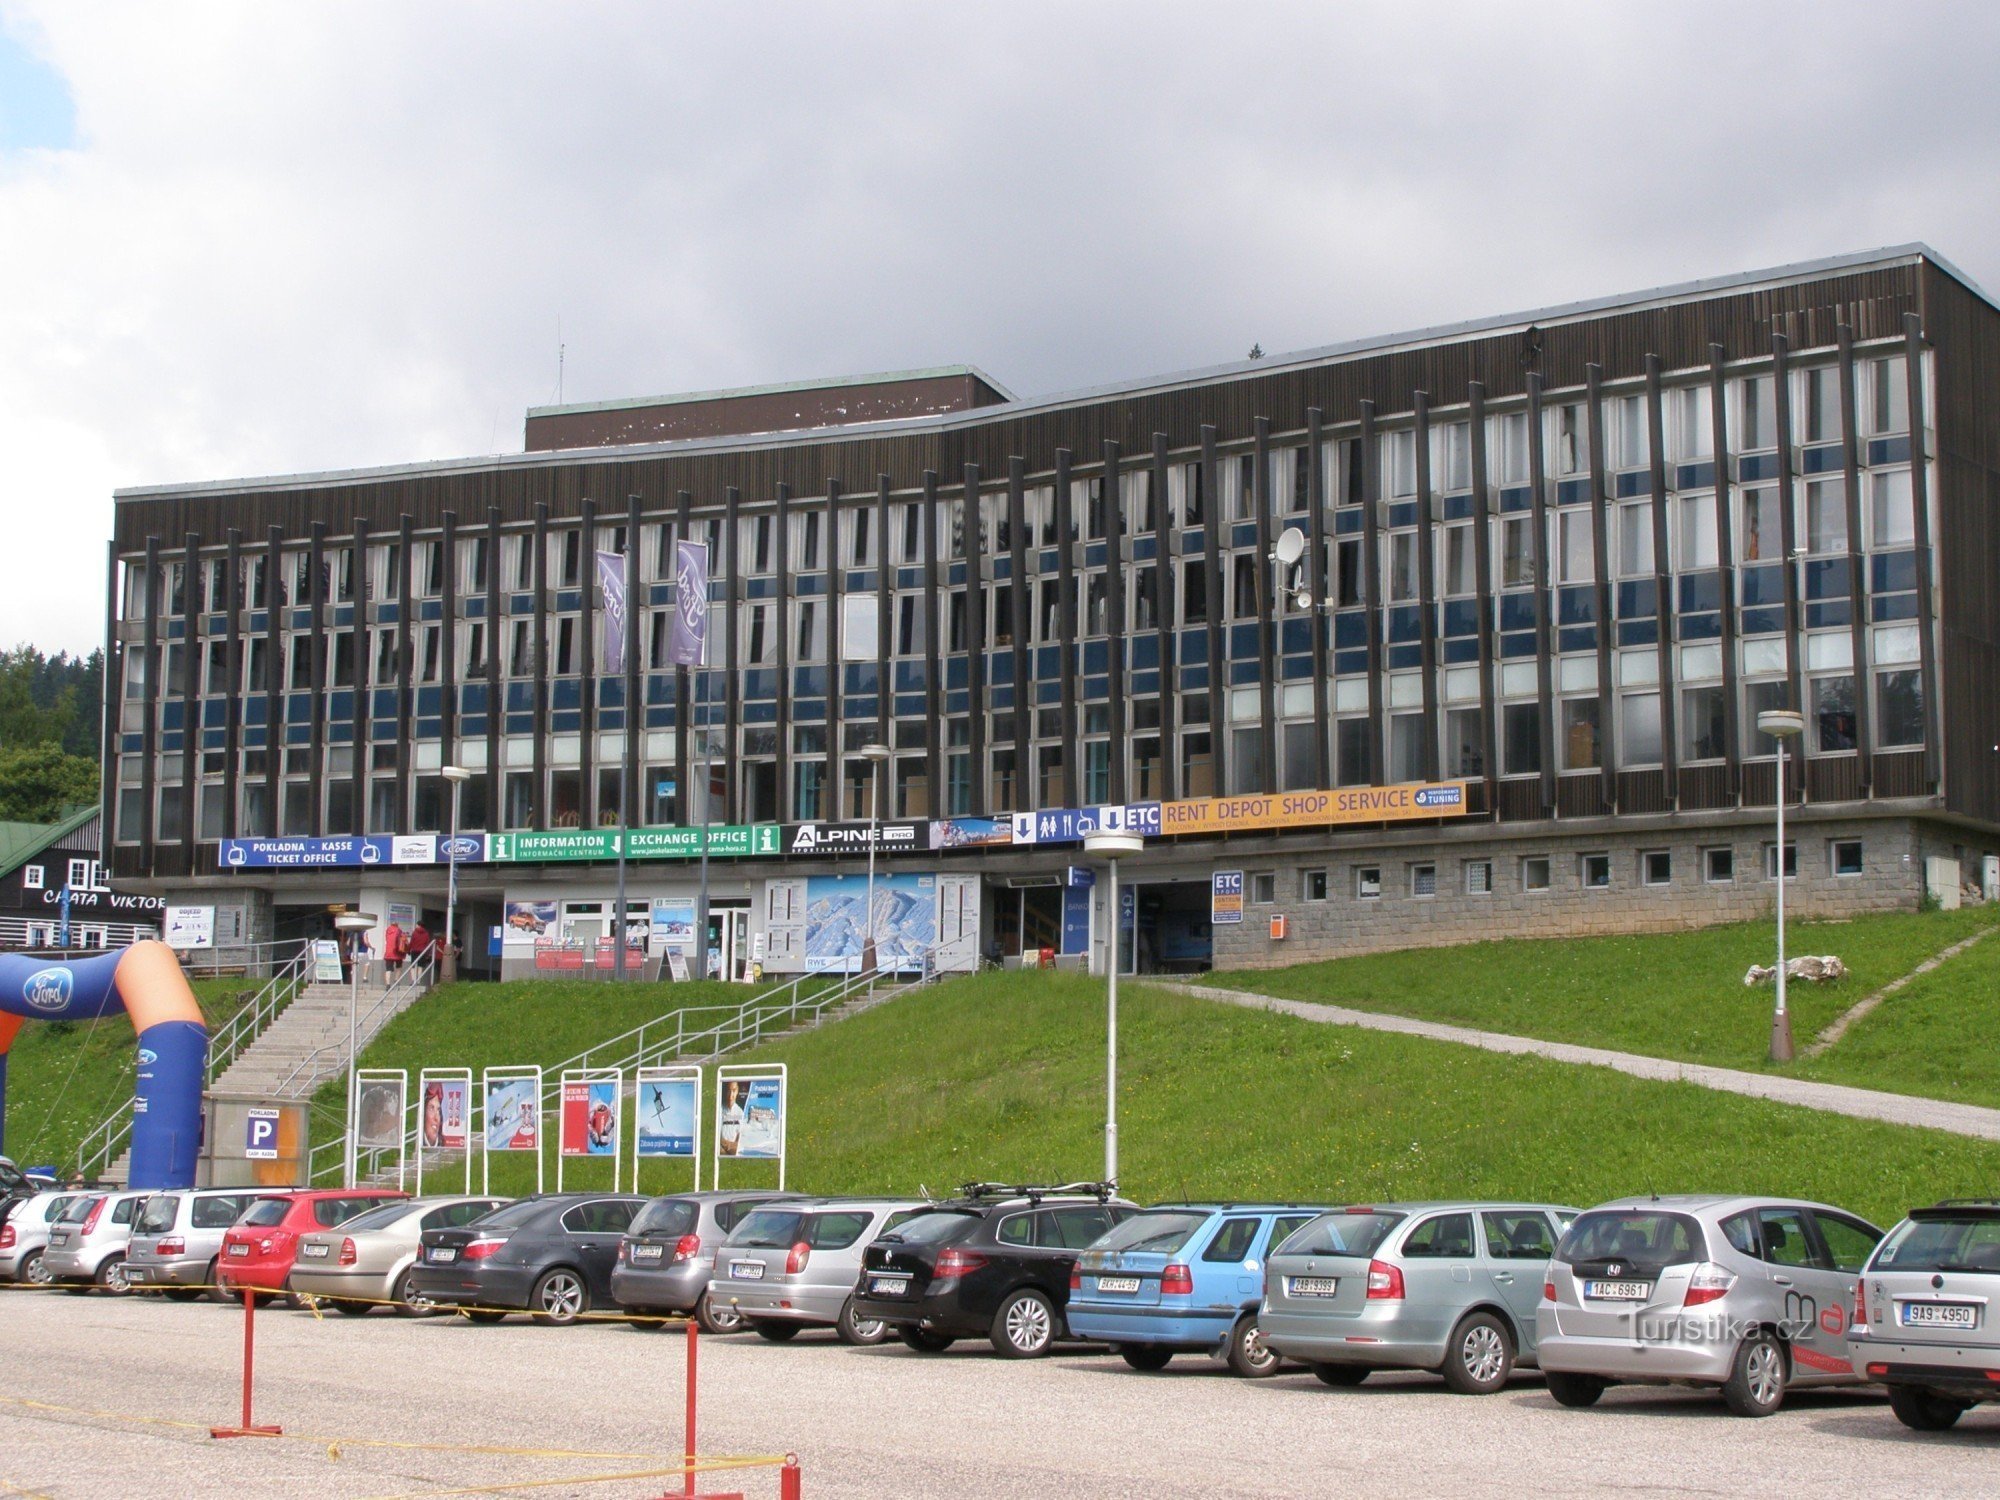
[670, 540, 710, 667]
[595, 550, 628, 674]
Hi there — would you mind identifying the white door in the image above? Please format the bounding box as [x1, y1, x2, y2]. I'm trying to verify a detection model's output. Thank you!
[936, 875, 980, 972]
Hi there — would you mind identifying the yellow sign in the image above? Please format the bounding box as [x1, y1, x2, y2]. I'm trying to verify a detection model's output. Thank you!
[1162, 782, 1470, 837]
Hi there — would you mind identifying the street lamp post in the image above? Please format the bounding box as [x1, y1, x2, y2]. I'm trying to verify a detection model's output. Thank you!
[1084, 830, 1144, 1189]
[1758, 708, 1806, 1062]
[441, 766, 470, 984]
[695, 733, 717, 980]
[859, 743, 891, 976]
[334, 910, 377, 1187]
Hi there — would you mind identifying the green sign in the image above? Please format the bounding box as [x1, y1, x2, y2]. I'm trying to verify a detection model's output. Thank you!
[485, 829, 619, 862]
[484, 825, 781, 863]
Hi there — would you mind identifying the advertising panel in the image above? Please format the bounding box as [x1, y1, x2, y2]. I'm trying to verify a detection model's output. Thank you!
[391, 835, 437, 865]
[784, 821, 930, 857]
[931, 816, 1013, 849]
[421, 1076, 469, 1152]
[218, 835, 393, 869]
[1211, 870, 1245, 925]
[162, 905, 215, 948]
[484, 1077, 540, 1151]
[311, 939, 344, 982]
[503, 900, 558, 939]
[802, 872, 936, 972]
[356, 1075, 406, 1150]
[670, 539, 710, 666]
[561, 1078, 619, 1158]
[650, 898, 696, 950]
[487, 829, 620, 862]
[719, 1074, 784, 1159]
[1163, 782, 1469, 837]
[636, 1076, 698, 1158]
[1009, 802, 1161, 846]
[625, 825, 781, 860]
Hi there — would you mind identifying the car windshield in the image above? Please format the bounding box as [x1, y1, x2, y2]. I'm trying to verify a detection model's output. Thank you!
[337, 1202, 416, 1234]
[462, 1199, 546, 1233]
[1275, 1212, 1405, 1258]
[1557, 1210, 1704, 1269]
[239, 1198, 290, 1228]
[874, 1210, 980, 1246]
[1089, 1210, 1208, 1256]
[729, 1209, 805, 1248]
[58, 1196, 102, 1224]
[1875, 1215, 2000, 1274]
[137, 1196, 180, 1233]
[631, 1199, 700, 1238]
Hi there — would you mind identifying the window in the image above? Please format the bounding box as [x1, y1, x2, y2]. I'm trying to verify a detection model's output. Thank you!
[1876, 669, 1924, 748]
[1385, 429, 1417, 497]
[1613, 393, 1647, 470]
[1442, 523, 1475, 596]
[1705, 846, 1735, 883]
[1499, 516, 1535, 588]
[1410, 863, 1436, 898]
[1756, 1207, 1817, 1269]
[1675, 386, 1713, 459]
[1763, 843, 1799, 879]
[1561, 697, 1601, 771]
[1831, 840, 1863, 877]
[1558, 509, 1594, 583]
[1303, 869, 1329, 902]
[1250, 872, 1276, 905]
[1440, 423, 1471, 492]
[1387, 531, 1419, 602]
[1740, 375, 1776, 451]
[1496, 410, 1530, 485]
[1445, 707, 1484, 779]
[22, 864, 43, 890]
[1867, 357, 1910, 435]
[1464, 860, 1492, 895]
[1683, 684, 1727, 762]
[1355, 866, 1382, 900]
[1743, 680, 1789, 757]
[1481, 1211, 1555, 1260]
[1335, 718, 1370, 785]
[1869, 470, 1915, 549]
[1521, 856, 1551, 892]
[1502, 702, 1541, 777]
[1580, 852, 1611, 889]
[1814, 1212, 1882, 1275]
[1388, 712, 1425, 783]
[1621, 691, 1662, 767]
[1403, 1213, 1474, 1258]
[1812, 675, 1856, 752]
[1202, 1218, 1261, 1264]
[1739, 487, 1781, 562]
[1677, 494, 1718, 569]
[1805, 478, 1846, 554]
[1803, 366, 1843, 445]
[1616, 502, 1653, 576]
[1641, 850, 1672, 886]
[1554, 404, 1584, 476]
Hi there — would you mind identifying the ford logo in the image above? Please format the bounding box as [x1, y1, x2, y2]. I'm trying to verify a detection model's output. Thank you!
[23, 966, 74, 1011]
[441, 837, 481, 860]
[136, 1048, 158, 1065]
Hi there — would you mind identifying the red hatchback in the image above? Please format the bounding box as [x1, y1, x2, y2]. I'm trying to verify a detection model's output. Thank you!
[216, 1190, 406, 1300]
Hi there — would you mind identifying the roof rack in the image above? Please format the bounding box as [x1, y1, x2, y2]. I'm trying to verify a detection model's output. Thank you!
[954, 1181, 1117, 1204]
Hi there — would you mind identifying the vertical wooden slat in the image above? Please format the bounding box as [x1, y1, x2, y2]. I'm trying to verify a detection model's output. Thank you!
[1835, 325, 1873, 793]
[1709, 346, 1743, 806]
[1585, 366, 1616, 809]
[1008, 456, 1031, 809]
[1525, 376, 1556, 813]
[1102, 441, 1128, 805]
[1358, 402, 1385, 785]
[1305, 409, 1332, 789]
[963, 463, 988, 815]
[578, 497, 598, 827]
[775, 483, 793, 822]
[1467, 383, 1500, 799]
[1771, 333, 1808, 798]
[1903, 312, 1943, 793]
[1412, 394, 1441, 783]
[1054, 448, 1078, 807]
[1252, 419, 1277, 792]
[1200, 426, 1227, 794]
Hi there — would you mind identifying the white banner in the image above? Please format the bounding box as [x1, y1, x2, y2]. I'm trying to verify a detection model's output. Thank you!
[163, 905, 215, 949]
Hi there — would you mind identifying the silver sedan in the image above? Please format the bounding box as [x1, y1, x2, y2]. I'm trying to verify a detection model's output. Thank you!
[290, 1196, 507, 1314]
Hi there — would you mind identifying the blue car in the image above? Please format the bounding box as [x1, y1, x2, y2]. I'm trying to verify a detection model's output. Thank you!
[1069, 1204, 1327, 1375]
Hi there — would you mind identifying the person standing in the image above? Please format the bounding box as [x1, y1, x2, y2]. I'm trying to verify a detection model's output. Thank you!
[408, 920, 432, 966]
[382, 920, 406, 973]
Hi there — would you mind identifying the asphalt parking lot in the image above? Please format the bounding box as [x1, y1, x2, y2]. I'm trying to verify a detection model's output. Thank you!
[3, 1290, 1997, 1498]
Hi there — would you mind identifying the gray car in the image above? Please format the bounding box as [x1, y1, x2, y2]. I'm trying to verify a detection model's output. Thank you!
[0, 1191, 85, 1285]
[1849, 1198, 2000, 1430]
[125, 1188, 294, 1300]
[1537, 1194, 1882, 1416]
[610, 1189, 805, 1334]
[710, 1198, 926, 1345]
[1261, 1201, 1577, 1393]
[291, 1195, 508, 1314]
[42, 1189, 152, 1291]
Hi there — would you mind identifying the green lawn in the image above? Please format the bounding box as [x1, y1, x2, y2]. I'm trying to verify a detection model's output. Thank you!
[473, 970, 2000, 1227]
[1203, 906, 1999, 1076]
[1797, 932, 2000, 1109]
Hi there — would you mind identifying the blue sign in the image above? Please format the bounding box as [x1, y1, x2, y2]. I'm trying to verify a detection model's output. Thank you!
[245, 1108, 280, 1160]
[1413, 786, 1465, 808]
[1211, 870, 1245, 925]
[219, 836, 394, 869]
[1065, 866, 1096, 889]
[1060, 885, 1092, 955]
[438, 835, 485, 864]
[1012, 802, 1162, 847]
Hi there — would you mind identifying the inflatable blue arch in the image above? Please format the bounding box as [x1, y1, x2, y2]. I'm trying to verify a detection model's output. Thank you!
[0, 942, 209, 1189]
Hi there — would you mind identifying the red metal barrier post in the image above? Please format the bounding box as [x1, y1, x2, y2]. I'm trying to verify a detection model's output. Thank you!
[685, 1319, 698, 1498]
[210, 1288, 282, 1438]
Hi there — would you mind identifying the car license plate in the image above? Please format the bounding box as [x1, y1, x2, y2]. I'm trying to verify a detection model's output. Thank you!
[1287, 1276, 1338, 1297]
[1902, 1302, 1979, 1328]
[631, 1244, 664, 1262]
[731, 1261, 765, 1280]
[868, 1274, 910, 1295]
[1096, 1276, 1142, 1294]
[429, 1247, 457, 1263]
[228, 1244, 250, 1258]
[300, 1242, 329, 1259]
[1584, 1280, 1651, 1301]
[124, 1267, 147, 1282]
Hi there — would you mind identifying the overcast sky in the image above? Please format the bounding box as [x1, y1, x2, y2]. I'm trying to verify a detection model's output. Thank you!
[2, 1, 1996, 656]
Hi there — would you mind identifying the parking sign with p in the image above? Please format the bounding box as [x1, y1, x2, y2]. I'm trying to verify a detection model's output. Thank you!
[245, 1108, 280, 1160]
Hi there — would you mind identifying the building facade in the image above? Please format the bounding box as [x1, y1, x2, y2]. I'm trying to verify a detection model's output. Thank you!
[0, 809, 163, 951]
[103, 247, 2000, 976]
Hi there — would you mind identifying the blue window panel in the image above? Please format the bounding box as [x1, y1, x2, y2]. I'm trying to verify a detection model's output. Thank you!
[846, 694, 878, 720]
[416, 686, 443, 715]
[991, 555, 1011, 582]
[1867, 435, 1912, 466]
[1084, 542, 1106, 569]
[1802, 444, 1843, 476]
[1083, 641, 1109, 674]
[1442, 599, 1481, 637]
[1039, 680, 1062, 705]
[1177, 631, 1208, 665]
[327, 690, 354, 719]
[1275, 654, 1309, 682]
[794, 698, 826, 721]
[201, 700, 227, 728]
[1499, 592, 1537, 632]
[1557, 626, 1597, 654]
[240, 725, 266, 749]
[165, 619, 187, 642]
[506, 714, 536, 734]
[1616, 579, 1657, 620]
[846, 570, 876, 593]
[552, 679, 583, 710]
[1084, 677, 1110, 702]
[160, 731, 184, 754]
[946, 692, 969, 714]
[987, 653, 1015, 685]
[743, 701, 777, 725]
[510, 593, 534, 615]
[1806, 601, 1853, 630]
[1676, 461, 1717, 491]
[1131, 669, 1158, 695]
[1131, 635, 1160, 670]
[787, 666, 820, 697]
[461, 683, 488, 713]
[795, 574, 826, 597]
[1741, 608, 1786, 635]
[373, 689, 398, 718]
[1737, 453, 1779, 482]
[415, 717, 442, 739]
[203, 727, 227, 749]
[1334, 611, 1367, 649]
[291, 607, 314, 630]
[555, 590, 581, 612]
[287, 693, 318, 724]
[1387, 606, 1422, 644]
[248, 612, 268, 634]
[1387, 644, 1422, 670]
[1038, 645, 1062, 678]
[844, 663, 880, 695]
[1229, 623, 1259, 659]
[1678, 572, 1723, 613]
[1871, 592, 1918, 623]
[1618, 620, 1658, 648]
[418, 600, 442, 622]
[647, 583, 671, 606]
[1230, 659, 1265, 685]
[332, 605, 355, 629]
[551, 710, 582, 733]
[460, 715, 487, 737]
[463, 596, 486, 620]
[121, 733, 143, 753]
[898, 567, 924, 590]
[1387, 503, 1418, 530]
[891, 695, 924, 720]
[947, 562, 965, 587]
[1039, 549, 1060, 574]
[646, 675, 675, 705]
[1233, 522, 1259, 549]
[162, 701, 185, 731]
[745, 669, 779, 699]
[1442, 637, 1481, 665]
[990, 684, 1014, 709]
[1132, 536, 1157, 562]
[643, 707, 672, 728]
[1872, 551, 1918, 593]
[946, 659, 969, 690]
[1181, 526, 1207, 551]
[1442, 494, 1474, 522]
[1280, 618, 1312, 654]
[892, 661, 924, 693]
[1805, 557, 1851, 600]
[1614, 471, 1652, 499]
[599, 680, 626, 710]
[1556, 479, 1592, 507]
[1739, 564, 1786, 607]
[1557, 586, 1597, 626]
[744, 577, 776, 600]
[1333, 509, 1364, 535]
[1329, 650, 1367, 678]
[1499, 486, 1533, 514]
[1181, 664, 1210, 691]
[507, 682, 534, 710]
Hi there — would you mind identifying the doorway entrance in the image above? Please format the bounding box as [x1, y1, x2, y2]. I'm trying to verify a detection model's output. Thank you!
[1127, 880, 1214, 974]
[992, 881, 1063, 961]
[706, 901, 751, 981]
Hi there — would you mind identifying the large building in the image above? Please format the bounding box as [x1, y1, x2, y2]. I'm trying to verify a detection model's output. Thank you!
[103, 246, 2000, 978]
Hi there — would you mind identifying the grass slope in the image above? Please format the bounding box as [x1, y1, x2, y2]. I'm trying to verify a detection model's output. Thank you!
[1204, 906, 1998, 1075]
[1797, 933, 2000, 1108]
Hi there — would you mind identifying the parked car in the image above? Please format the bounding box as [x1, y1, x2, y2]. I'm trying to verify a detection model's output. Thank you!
[707, 1198, 927, 1345]
[1850, 1198, 2000, 1430]
[1069, 1203, 1328, 1375]
[289, 1195, 507, 1314]
[610, 1189, 806, 1333]
[0, 1190, 87, 1285]
[409, 1193, 646, 1325]
[1536, 1194, 1882, 1416]
[42, 1189, 152, 1292]
[215, 1189, 407, 1302]
[852, 1183, 1136, 1357]
[1260, 1201, 1578, 1392]
[0, 1157, 53, 1226]
[125, 1188, 295, 1300]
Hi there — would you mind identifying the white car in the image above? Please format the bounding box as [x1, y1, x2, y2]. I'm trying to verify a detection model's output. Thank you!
[42, 1190, 151, 1292]
[0, 1190, 88, 1284]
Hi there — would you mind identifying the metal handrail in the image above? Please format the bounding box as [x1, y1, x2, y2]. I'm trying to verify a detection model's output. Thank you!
[275, 948, 438, 1100]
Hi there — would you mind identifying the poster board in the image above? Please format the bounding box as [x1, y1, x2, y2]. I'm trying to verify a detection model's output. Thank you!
[713, 1064, 787, 1190]
[353, 1068, 408, 1191]
[480, 1066, 544, 1195]
[415, 1067, 473, 1196]
[633, 1065, 702, 1194]
[163, 905, 215, 949]
[556, 1068, 623, 1192]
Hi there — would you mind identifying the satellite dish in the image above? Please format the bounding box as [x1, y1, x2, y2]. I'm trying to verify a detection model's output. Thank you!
[1294, 588, 1314, 611]
[1273, 527, 1307, 567]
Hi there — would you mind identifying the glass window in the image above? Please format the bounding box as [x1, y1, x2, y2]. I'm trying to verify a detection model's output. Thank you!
[1831, 840, 1863, 877]
[1499, 516, 1536, 588]
[1277, 1211, 1405, 1259]
[1496, 411, 1530, 485]
[1616, 502, 1653, 577]
[1250, 872, 1276, 905]
[1335, 718, 1370, 786]
[1813, 1213, 1881, 1275]
[1502, 702, 1541, 777]
[1557, 1210, 1701, 1269]
[1764, 843, 1799, 879]
[1555, 404, 1584, 476]
[1621, 691, 1662, 767]
[806, 1212, 872, 1251]
[1642, 850, 1672, 885]
[1562, 697, 1601, 770]
[1803, 366, 1843, 445]
[1202, 1218, 1262, 1264]
[1613, 393, 1647, 470]
[1743, 680, 1790, 757]
[1465, 860, 1492, 895]
[1445, 706, 1484, 778]
[1385, 429, 1417, 497]
[1559, 510, 1594, 583]
[1302, 869, 1329, 902]
[1740, 375, 1776, 451]
[1876, 670, 1924, 747]
[1481, 1211, 1555, 1261]
[1443, 524, 1476, 596]
[1721, 1212, 1759, 1257]
[1805, 478, 1846, 554]
[1092, 1211, 1207, 1257]
[1410, 863, 1436, 898]
[1867, 357, 1909, 435]
[1675, 385, 1713, 460]
[1812, 675, 1856, 752]
[1756, 1207, 1819, 1269]
[1869, 471, 1914, 549]
[996, 1212, 1040, 1248]
[1705, 846, 1734, 882]
[1739, 488, 1781, 562]
[1388, 712, 1424, 782]
[1402, 1213, 1475, 1258]
[1683, 684, 1727, 762]
[1581, 852, 1611, 889]
[1521, 856, 1551, 892]
[1677, 494, 1718, 569]
[1050, 1206, 1116, 1249]
[1355, 866, 1382, 900]
[1388, 532, 1419, 602]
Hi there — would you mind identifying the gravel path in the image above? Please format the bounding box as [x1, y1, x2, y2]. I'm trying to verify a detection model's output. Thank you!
[2, 1291, 1996, 1497]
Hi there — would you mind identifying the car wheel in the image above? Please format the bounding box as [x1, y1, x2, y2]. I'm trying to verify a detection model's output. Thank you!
[204, 1261, 229, 1303]
[96, 1257, 131, 1295]
[464, 1309, 508, 1324]
[17, 1249, 50, 1286]
[696, 1289, 743, 1335]
[1311, 1363, 1371, 1387]
[332, 1298, 371, 1316]
[1721, 1331, 1787, 1417]
[394, 1270, 435, 1317]
[991, 1289, 1057, 1359]
[1119, 1347, 1174, 1372]
[1888, 1387, 1969, 1431]
[530, 1268, 589, 1326]
[1544, 1371, 1609, 1408]
[836, 1297, 889, 1346]
[1225, 1313, 1282, 1378]
[899, 1328, 956, 1353]
[164, 1286, 204, 1302]
[750, 1319, 801, 1342]
[1440, 1311, 1514, 1395]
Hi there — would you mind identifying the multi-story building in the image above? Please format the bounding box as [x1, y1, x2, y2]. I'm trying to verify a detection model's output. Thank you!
[104, 246, 2000, 978]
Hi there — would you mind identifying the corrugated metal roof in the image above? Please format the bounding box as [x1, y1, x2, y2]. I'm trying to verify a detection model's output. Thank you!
[0, 805, 96, 877]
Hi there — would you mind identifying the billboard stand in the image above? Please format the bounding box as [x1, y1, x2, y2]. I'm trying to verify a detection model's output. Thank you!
[352, 1068, 408, 1191]
[415, 1067, 474, 1197]
[632, 1065, 703, 1194]
[557, 1067, 624, 1193]
[713, 1063, 788, 1191]
[481, 1066, 544, 1196]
